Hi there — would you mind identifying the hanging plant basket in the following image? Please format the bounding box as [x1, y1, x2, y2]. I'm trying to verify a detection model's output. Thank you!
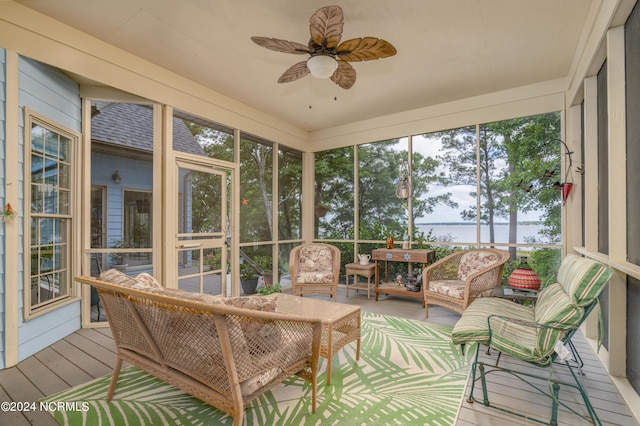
[1, 203, 17, 222]
[315, 205, 329, 217]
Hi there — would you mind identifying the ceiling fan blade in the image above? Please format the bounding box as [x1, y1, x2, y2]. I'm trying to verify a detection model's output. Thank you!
[337, 37, 397, 62]
[310, 6, 343, 49]
[277, 61, 311, 83]
[251, 36, 310, 54]
[331, 61, 356, 89]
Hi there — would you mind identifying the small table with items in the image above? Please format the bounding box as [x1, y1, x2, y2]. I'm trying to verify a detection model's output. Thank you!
[372, 248, 436, 304]
[493, 286, 540, 304]
[345, 262, 377, 299]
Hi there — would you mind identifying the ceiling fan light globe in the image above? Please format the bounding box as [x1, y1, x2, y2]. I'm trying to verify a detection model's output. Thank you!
[307, 55, 338, 79]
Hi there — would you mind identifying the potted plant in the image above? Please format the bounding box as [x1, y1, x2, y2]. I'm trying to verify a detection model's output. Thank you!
[202, 252, 221, 272]
[254, 255, 273, 282]
[109, 239, 130, 272]
[314, 202, 330, 217]
[1, 203, 17, 222]
[240, 262, 259, 295]
[257, 278, 281, 295]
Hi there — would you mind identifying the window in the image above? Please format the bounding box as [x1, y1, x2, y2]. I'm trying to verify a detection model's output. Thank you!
[173, 109, 235, 162]
[88, 102, 156, 290]
[123, 189, 152, 267]
[625, 1, 640, 394]
[239, 133, 273, 243]
[315, 147, 354, 240]
[25, 110, 78, 317]
[597, 60, 609, 255]
[627, 2, 640, 266]
[313, 113, 562, 285]
[278, 147, 302, 241]
[358, 138, 409, 242]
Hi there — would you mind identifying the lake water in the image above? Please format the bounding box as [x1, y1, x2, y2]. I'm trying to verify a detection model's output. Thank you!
[416, 223, 546, 244]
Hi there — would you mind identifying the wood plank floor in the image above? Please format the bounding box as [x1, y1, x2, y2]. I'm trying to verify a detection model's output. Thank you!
[1, 286, 638, 425]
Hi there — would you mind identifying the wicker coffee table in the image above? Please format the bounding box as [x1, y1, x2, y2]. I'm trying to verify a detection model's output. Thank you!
[272, 293, 361, 385]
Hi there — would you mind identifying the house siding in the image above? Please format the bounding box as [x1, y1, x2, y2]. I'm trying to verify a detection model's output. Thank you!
[16, 56, 82, 362]
[91, 151, 154, 248]
[0, 48, 6, 369]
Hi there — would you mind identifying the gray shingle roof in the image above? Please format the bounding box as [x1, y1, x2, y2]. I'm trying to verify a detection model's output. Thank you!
[91, 103, 205, 156]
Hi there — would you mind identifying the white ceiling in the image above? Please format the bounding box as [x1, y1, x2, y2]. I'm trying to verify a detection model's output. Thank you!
[16, 0, 593, 132]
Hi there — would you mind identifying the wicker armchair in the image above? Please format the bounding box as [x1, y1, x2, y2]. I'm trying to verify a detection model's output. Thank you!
[423, 248, 510, 317]
[290, 243, 341, 300]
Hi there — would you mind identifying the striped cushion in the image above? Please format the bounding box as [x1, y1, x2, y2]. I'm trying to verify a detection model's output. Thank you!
[533, 283, 583, 361]
[534, 283, 583, 328]
[557, 254, 613, 307]
[486, 315, 540, 363]
[451, 297, 534, 346]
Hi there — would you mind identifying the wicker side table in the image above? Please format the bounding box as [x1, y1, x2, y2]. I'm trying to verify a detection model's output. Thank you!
[345, 262, 377, 299]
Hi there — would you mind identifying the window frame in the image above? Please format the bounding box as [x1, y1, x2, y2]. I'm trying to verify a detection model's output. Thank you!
[122, 188, 153, 267]
[23, 108, 80, 320]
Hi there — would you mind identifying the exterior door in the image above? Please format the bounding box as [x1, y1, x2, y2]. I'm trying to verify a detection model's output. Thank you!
[175, 159, 229, 295]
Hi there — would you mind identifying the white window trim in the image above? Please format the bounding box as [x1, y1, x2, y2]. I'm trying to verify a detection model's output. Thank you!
[23, 108, 81, 320]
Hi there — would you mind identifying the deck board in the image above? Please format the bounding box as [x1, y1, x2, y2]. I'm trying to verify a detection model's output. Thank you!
[0, 366, 58, 425]
[48, 339, 113, 380]
[458, 332, 638, 426]
[33, 346, 94, 386]
[16, 356, 69, 397]
[63, 331, 118, 369]
[1, 287, 638, 425]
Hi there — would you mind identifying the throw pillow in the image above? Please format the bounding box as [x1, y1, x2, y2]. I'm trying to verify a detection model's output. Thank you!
[99, 268, 139, 288]
[221, 296, 278, 312]
[457, 251, 499, 281]
[134, 272, 162, 289]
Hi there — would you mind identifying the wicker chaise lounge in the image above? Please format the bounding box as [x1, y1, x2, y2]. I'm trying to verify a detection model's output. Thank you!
[76, 269, 323, 426]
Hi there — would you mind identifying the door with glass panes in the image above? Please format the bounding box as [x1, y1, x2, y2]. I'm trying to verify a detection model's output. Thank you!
[176, 160, 229, 295]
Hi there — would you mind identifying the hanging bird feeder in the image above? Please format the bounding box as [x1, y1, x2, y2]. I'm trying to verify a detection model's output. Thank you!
[558, 139, 574, 204]
[396, 159, 412, 199]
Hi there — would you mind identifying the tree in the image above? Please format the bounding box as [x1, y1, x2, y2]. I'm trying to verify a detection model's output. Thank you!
[437, 113, 561, 259]
[411, 150, 458, 220]
[240, 139, 273, 241]
[314, 147, 355, 239]
[182, 123, 233, 234]
[315, 140, 456, 242]
[278, 149, 303, 241]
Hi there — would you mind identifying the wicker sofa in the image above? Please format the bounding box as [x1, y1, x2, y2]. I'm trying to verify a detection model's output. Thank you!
[76, 269, 323, 426]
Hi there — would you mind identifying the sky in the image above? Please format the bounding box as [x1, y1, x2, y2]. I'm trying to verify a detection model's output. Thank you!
[411, 134, 545, 224]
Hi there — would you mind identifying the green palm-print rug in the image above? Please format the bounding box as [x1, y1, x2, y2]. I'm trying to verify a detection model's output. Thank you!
[42, 312, 474, 425]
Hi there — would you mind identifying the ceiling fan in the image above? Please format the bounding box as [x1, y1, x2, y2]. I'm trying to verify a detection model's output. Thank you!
[251, 5, 397, 89]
